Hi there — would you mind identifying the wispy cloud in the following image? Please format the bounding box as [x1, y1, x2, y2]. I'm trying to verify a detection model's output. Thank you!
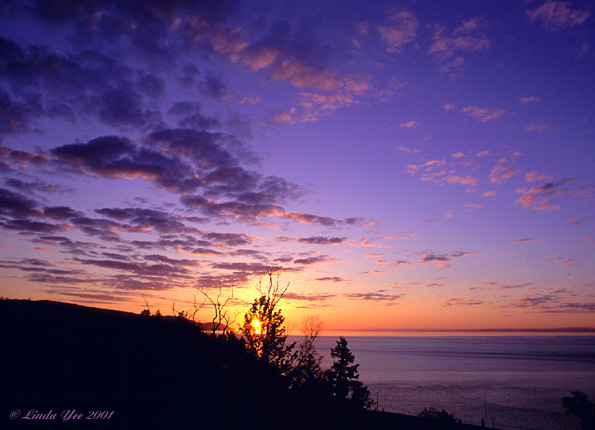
[429, 17, 491, 75]
[527, 1, 591, 31]
[444, 298, 485, 307]
[461, 106, 506, 122]
[525, 171, 553, 182]
[519, 96, 539, 104]
[515, 178, 582, 210]
[505, 238, 543, 244]
[524, 122, 554, 132]
[490, 158, 520, 184]
[345, 289, 404, 302]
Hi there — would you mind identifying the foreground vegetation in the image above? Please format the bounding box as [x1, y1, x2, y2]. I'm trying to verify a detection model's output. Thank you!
[2, 294, 486, 429]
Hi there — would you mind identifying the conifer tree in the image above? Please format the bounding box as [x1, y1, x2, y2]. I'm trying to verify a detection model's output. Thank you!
[327, 336, 373, 409]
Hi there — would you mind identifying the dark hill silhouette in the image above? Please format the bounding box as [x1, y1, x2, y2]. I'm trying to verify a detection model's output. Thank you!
[2, 299, 482, 430]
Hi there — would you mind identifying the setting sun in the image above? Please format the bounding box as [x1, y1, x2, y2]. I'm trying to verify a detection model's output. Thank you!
[251, 319, 262, 335]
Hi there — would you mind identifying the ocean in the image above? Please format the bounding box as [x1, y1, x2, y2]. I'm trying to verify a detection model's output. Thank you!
[298, 334, 595, 430]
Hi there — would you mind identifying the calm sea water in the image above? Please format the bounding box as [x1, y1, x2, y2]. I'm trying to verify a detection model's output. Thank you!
[297, 335, 595, 430]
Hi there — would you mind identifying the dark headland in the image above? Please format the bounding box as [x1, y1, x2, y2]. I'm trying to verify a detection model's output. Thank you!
[3, 299, 483, 430]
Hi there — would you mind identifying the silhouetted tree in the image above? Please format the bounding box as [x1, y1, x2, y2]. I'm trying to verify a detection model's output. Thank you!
[562, 391, 595, 430]
[417, 407, 461, 424]
[199, 282, 236, 335]
[240, 269, 295, 372]
[288, 316, 324, 389]
[327, 336, 373, 409]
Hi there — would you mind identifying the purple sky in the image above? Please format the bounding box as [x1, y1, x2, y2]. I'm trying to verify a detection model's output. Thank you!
[1, 0, 593, 331]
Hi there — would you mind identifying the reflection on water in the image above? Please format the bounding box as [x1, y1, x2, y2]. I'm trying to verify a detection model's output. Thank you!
[291, 335, 595, 430]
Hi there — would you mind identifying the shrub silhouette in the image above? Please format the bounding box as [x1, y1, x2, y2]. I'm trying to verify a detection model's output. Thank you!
[417, 407, 461, 423]
[562, 391, 595, 430]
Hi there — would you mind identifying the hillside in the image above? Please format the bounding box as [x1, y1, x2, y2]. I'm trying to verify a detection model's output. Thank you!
[2, 299, 482, 430]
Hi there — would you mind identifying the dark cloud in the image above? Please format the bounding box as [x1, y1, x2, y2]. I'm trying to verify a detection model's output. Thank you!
[2, 219, 66, 233]
[167, 101, 221, 130]
[52, 136, 188, 189]
[276, 236, 347, 245]
[5, 178, 68, 194]
[293, 255, 335, 265]
[314, 277, 346, 283]
[444, 298, 485, 307]
[284, 292, 335, 301]
[0, 38, 163, 132]
[44, 206, 82, 220]
[0, 187, 42, 218]
[144, 254, 198, 267]
[211, 262, 271, 273]
[202, 232, 254, 247]
[96, 207, 194, 234]
[422, 254, 451, 263]
[75, 257, 193, 279]
[135, 72, 165, 98]
[299, 236, 347, 245]
[344, 290, 403, 301]
[198, 71, 229, 99]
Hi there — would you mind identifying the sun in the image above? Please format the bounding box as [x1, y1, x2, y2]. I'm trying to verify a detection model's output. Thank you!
[251, 318, 262, 335]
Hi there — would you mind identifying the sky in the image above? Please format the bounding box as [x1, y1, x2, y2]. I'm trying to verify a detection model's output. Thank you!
[0, 0, 594, 332]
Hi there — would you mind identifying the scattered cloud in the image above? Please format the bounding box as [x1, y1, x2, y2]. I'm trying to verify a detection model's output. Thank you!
[444, 298, 485, 307]
[525, 122, 554, 132]
[378, 10, 419, 53]
[515, 178, 580, 210]
[546, 257, 581, 266]
[345, 289, 404, 302]
[400, 120, 421, 129]
[519, 96, 539, 104]
[461, 106, 506, 122]
[505, 238, 543, 244]
[429, 17, 491, 75]
[525, 171, 553, 182]
[527, 1, 591, 31]
[397, 146, 420, 154]
[490, 158, 520, 184]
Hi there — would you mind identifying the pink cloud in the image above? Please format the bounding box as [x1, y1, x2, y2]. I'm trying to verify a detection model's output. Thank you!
[527, 1, 591, 31]
[490, 158, 520, 184]
[429, 17, 491, 74]
[378, 10, 419, 53]
[520, 96, 539, 104]
[270, 60, 342, 91]
[397, 146, 419, 154]
[241, 46, 282, 71]
[445, 175, 479, 188]
[525, 171, 553, 182]
[515, 178, 579, 211]
[400, 120, 420, 128]
[525, 122, 554, 132]
[461, 106, 506, 122]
